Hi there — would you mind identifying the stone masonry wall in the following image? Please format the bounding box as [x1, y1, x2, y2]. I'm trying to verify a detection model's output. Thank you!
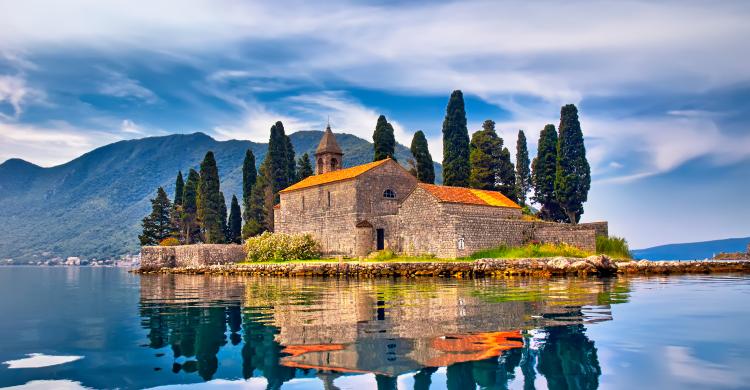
[140, 244, 245, 271]
[398, 186, 457, 258]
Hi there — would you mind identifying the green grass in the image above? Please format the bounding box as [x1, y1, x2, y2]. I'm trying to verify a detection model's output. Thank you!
[596, 236, 632, 259]
[465, 242, 592, 260]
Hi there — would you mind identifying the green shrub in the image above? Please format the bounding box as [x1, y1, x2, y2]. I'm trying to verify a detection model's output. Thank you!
[467, 242, 592, 259]
[368, 250, 397, 261]
[596, 236, 632, 259]
[244, 232, 320, 262]
[159, 237, 180, 246]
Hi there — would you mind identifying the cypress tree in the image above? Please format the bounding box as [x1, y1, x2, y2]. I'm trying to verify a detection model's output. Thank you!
[410, 130, 435, 184]
[243, 159, 271, 238]
[284, 133, 297, 184]
[532, 124, 566, 222]
[174, 171, 184, 206]
[242, 149, 256, 210]
[197, 151, 225, 243]
[515, 130, 531, 206]
[497, 145, 516, 201]
[373, 115, 396, 161]
[219, 191, 228, 241]
[139, 187, 175, 246]
[228, 195, 242, 244]
[296, 153, 313, 181]
[555, 104, 591, 224]
[267, 121, 292, 196]
[442, 90, 470, 186]
[181, 168, 201, 243]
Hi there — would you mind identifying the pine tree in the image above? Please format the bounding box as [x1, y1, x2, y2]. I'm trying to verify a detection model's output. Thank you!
[373, 115, 396, 161]
[555, 104, 591, 224]
[296, 153, 313, 181]
[228, 195, 242, 244]
[243, 159, 271, 238]
[469, 121, 501, 190]
[442, 90, 470, 186]
[515, 130, 531, 206]
[139, 187, 175, 246]
[181, 168, 201, 243]
[532, 124, 566, 222]
[174, 171, 184, 206]
[197, 151, 225, 243]
[410, 130, 435, 184]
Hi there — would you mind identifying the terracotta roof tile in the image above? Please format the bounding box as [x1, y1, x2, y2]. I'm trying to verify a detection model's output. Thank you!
[279, 159, 391, 193]
[419, 183, 520, 209]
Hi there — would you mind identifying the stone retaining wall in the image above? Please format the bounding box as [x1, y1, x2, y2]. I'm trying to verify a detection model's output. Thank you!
[140, 244, 245, 271]
[136, 256, 750, 277]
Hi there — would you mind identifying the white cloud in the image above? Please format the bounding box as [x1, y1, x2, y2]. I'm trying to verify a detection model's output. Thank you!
[120, 119, 143, 134]
[0, 74, 40, 119]
[3, 353, 83, 369]
[98, 69, 158, 104]
[0, 121, 119, 166]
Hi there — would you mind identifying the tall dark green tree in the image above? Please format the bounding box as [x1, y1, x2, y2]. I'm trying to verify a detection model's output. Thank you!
[219, 191, 228, 241]
[228, 195, 242, 244]
[555, 104, 591, 224]
[174, 171, 184, 206]
[373, 115, 396, 161]
[296, 153, 313, 181]
[469, 120, 516, 200]
[469, 121, 501, 190]
[139, 187, 175, 246]
[197, 151, 225, 243]
[532, 124, 566, 222]
[442, 90, 471, 186]
[181, 169, 201, 243]
[241, 149, 257, 232]
[410, 130, 435, 184]
[515, 130, 531, 206]
[243, 159, 271, 238]
[284, 133, 297, 184]
[267, 121, 294, 197]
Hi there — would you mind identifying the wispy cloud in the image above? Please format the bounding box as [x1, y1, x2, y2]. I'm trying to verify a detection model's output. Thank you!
[0, 74, 43, 119]
[98, 69, 158, 104]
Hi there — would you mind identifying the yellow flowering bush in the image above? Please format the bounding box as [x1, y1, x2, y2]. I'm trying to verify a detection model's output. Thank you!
[244, 232, 320, 262]
[159, 237, 180, 246]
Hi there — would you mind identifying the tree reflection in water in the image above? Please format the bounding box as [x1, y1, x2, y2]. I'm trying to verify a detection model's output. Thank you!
[139, 276, 623, 389]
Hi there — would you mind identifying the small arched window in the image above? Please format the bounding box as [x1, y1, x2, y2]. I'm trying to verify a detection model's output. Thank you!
[457, 237, 465, 250]
[330, 158, 338, 170]
[383, 189, 396, 199]
[317, 158, 324, 174]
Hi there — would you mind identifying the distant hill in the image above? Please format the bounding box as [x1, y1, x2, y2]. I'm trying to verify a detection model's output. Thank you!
[631, 237, 750, 260]
[0, 131, 441, 262]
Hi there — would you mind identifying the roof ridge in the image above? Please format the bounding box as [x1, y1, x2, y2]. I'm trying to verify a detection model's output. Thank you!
[279, 158, 391, 193]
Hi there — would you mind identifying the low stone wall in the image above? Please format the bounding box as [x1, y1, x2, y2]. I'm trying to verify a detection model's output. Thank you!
[140, 244, 246, 271]
[532, 226, 596, 252]
[136, 256, 750, 277]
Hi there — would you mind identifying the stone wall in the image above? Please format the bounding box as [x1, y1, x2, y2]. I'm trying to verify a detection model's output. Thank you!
[140, 244, 245, 271]
[532, 226, 596, 252]
[398, 186, 457, 258]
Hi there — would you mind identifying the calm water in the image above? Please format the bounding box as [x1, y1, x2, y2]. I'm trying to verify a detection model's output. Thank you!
[0, 268, 748, 389]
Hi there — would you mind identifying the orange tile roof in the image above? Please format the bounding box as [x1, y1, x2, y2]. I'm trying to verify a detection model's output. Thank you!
[279, 159, 391, 193]
[419, 183, 521, 209]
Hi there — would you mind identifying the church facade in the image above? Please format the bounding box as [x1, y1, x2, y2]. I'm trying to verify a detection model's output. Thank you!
[274, 127, 607, 258]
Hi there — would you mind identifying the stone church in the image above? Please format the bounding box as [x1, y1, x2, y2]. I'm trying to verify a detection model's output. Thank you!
[274, 126, 607, 258]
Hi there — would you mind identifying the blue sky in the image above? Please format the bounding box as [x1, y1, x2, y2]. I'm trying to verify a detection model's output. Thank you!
[0, 0, 749, 248]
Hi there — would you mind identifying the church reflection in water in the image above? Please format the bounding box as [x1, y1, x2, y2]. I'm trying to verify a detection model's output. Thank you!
[139, 276, 630, 389]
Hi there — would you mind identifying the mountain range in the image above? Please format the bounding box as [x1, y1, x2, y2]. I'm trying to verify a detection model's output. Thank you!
[0, 131, 441, 262]
[631, 237, 750, 260]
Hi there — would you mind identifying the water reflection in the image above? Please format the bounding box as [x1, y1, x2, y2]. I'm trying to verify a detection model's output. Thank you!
[138, 277, 629, 388]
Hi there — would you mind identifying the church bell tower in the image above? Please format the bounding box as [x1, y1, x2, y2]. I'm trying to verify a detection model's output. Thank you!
[315, 124, 344, 175]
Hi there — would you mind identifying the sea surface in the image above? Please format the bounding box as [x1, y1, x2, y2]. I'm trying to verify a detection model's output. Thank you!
[0, 267, 748, 389]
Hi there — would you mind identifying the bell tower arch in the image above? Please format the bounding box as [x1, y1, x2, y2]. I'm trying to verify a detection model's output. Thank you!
[315, 124, 344, 175]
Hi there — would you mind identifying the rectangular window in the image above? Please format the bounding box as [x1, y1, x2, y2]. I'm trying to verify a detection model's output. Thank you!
[302, 196, 305, 211]
[327, 191, 331, 208]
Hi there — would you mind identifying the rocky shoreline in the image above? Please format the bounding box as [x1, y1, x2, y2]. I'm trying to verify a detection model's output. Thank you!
[135, 255, 750, 277]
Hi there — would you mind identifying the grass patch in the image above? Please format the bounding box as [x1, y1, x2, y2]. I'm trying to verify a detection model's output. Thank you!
[466, 242, 592, 260]
[596, 236, 632, 259]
